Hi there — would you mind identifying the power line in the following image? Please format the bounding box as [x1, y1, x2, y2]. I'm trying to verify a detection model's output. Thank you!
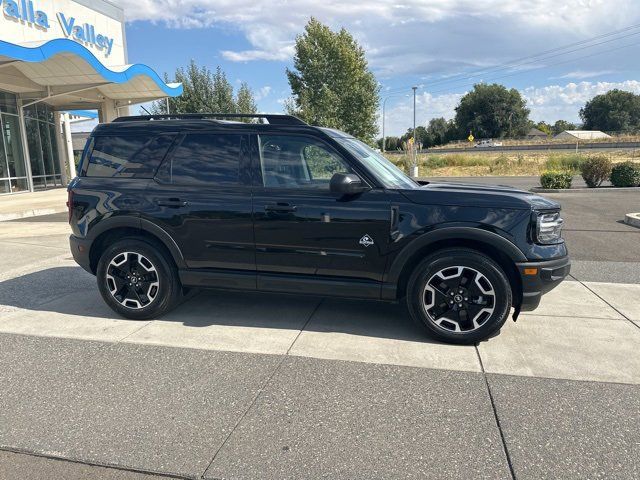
[426, 39, 640, 96]
[381, 21, 640, 96]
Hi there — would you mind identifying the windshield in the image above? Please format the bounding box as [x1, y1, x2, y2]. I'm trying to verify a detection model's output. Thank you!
[335, 137, 418, 189]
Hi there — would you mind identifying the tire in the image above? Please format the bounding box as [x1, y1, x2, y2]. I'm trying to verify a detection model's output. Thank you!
[406, 248, 512, 344]
[96, 238, 182, 320]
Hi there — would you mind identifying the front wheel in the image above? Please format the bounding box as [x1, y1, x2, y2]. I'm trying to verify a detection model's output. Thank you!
[406, 248, 512, 344]
[96, 238, 182, 320]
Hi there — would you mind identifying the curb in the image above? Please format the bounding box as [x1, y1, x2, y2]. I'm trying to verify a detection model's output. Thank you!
[531, 186, 640, 193]
[0, 207, 65, 222]
[625, 213, 640, 229]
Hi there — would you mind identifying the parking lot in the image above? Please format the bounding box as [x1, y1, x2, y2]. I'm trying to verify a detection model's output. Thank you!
[0, 182, 639, 479]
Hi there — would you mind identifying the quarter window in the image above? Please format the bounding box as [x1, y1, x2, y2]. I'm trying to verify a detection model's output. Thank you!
[258, 135, 351, 189]
[85, 134, 174, 178]
[167, 134, 242, 185]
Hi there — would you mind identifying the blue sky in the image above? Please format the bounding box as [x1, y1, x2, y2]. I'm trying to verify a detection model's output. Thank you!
[115, 0, 640, 136]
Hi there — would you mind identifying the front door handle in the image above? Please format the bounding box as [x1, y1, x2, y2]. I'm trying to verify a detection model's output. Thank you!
[156, 198, 188, 208]
[264, 203, 297, 213]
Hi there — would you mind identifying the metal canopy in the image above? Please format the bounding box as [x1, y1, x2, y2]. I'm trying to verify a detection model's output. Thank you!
[0, 38, 182, 110]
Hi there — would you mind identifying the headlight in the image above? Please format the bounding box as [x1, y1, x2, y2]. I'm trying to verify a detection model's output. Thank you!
[536, 211, 564, 244]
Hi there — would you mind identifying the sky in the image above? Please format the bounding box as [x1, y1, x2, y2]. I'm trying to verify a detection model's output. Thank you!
[112, 0, 640, 137]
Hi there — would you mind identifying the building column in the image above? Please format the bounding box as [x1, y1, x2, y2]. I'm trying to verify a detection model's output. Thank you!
[54, 112, 76, 184]
[63, 114, 76, 179]
[16, 98, 34, 193]
[98, 98, 119, 123]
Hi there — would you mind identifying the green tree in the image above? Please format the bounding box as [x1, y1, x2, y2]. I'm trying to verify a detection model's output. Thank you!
[454, 83, 530, 139]
[552, 120, 576, 135]
[400, 126, 428, 149]
[151, 61, 256, 116]
[535, 121, 552, 136]
[286, 18, 380, 143]
[235, 82, 258, 119]
[580, 89, 640, 133]
[426, 117, 452, 146]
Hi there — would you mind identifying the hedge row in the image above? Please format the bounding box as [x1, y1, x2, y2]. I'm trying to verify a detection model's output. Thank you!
[540, 159, 640, 189]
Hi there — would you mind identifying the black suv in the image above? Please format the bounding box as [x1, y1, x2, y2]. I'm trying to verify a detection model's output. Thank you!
[68, 113, 570, 344]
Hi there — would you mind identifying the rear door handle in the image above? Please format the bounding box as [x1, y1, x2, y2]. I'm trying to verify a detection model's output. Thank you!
[265, 203, 297, 213]
[156, 198, 188, 208]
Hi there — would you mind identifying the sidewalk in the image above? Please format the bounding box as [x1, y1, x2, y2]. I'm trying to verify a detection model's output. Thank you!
[0, 188, 67, 222]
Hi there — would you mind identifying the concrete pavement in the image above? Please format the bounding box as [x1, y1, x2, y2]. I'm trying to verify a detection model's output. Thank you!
[0, 189, 639, 479]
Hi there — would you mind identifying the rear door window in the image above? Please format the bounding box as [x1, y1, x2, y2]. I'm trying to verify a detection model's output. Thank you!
[162, 133, 242, 186]
[84, 134, 174, 178]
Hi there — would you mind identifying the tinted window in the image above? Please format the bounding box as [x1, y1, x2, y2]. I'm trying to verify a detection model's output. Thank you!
[168, 134, 241, 185]
[85, 134, 174, 178]
[259, 135, 351, 189]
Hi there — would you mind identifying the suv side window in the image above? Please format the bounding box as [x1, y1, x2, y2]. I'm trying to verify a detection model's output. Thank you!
[165, 133, 242, 186]
[258, 135, 351, 189]
[84, 134, 174, 178]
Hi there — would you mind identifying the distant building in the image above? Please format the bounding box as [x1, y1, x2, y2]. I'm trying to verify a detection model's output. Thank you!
[554, 130, 612, 140]
[526, 128, 549, 140]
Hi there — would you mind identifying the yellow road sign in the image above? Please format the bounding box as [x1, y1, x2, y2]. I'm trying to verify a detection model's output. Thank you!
[468, 134, 474, 142]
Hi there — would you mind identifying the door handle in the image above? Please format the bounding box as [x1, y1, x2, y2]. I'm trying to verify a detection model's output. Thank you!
[264, 203, 297, 213]
[156, 198, 188, 208]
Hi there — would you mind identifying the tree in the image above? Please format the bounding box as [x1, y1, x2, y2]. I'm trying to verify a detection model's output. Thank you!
[426, 117, 453, 147]
[454, 83, 530, 139]
[580, 89, 640, 133]
[286, 18, 380, 143]
[377, 136, 400, 151]
[535, 121, 552, 136]
[552, 120, 576, 135]
[151, 61, 256, 116]
[236, 82, 258, 119]
[400, 126, 428, 149]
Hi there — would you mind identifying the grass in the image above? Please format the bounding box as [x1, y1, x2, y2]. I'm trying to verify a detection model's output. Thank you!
[429, 133, 640, 150]
[387, 151, 640, 177]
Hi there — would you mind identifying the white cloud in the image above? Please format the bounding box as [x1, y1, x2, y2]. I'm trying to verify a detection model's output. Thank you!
[555, 70, 617, 80]
[255, 86, 272, 101]
[112, 0, 640, 78]
[381, 80, 640, 136]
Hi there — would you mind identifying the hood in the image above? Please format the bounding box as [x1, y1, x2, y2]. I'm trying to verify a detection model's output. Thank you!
[400, 181, 561, 210]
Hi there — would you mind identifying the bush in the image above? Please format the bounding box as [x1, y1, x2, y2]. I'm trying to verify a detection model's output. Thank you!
[610, 162, 640, 187]
[545, 154, 586, 173]
[540, 171, 573, 189]
[580, 156, 612, 187]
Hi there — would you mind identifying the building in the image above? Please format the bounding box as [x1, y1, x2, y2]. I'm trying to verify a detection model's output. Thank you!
[0, 0, 182, 194]
[526, 127, 548, 141]
[554, 130, 612, 141]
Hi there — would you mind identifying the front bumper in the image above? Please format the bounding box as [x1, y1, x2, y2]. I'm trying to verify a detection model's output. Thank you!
[516, 256, 571, 311]
[69, 234, 93, 275]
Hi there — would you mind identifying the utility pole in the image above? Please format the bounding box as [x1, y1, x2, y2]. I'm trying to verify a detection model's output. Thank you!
[412, 86, 418, 177]
[381, 92, 410, 153]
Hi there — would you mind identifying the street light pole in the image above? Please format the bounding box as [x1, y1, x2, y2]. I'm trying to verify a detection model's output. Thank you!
[412, 86, 418, 177]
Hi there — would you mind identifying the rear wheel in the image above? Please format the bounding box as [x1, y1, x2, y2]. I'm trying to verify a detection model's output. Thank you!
[406, 248, 512, 344]
[96, 238, 182, 320]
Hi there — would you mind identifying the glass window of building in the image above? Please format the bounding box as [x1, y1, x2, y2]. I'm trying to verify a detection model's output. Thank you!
[0, 90, 28, 194]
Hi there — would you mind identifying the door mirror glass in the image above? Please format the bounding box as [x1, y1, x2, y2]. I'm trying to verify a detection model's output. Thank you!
[330, 173, 369, 196]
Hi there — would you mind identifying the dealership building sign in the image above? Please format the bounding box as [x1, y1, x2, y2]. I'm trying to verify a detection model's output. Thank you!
[1, 0, 116, 56]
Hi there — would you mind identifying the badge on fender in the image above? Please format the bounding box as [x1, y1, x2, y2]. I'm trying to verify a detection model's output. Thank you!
[359, 234, 374, 247]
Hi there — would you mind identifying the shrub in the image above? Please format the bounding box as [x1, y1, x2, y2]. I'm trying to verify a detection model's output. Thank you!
[545, 154, 586, 173]
[580, 156, 612, 187]
[610, 162, 640, 187]
[540, 171, 573, 189]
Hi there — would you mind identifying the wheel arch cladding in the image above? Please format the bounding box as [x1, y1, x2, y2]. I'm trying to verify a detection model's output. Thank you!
[393, 231, 524, 304]
[89, 222, 186, 274]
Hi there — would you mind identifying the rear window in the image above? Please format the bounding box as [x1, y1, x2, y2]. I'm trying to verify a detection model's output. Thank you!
[161, 133, 242, 186]
[84, 134, 174, 178]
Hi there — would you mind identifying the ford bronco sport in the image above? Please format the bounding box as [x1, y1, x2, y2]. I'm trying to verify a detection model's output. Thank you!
[68, 113, 570, 344]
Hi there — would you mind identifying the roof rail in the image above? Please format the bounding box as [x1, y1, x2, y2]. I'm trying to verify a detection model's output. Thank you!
[112, 113, 307, 126]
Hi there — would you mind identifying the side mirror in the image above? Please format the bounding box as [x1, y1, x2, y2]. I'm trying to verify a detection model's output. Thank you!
[330, 173, 369, 196]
